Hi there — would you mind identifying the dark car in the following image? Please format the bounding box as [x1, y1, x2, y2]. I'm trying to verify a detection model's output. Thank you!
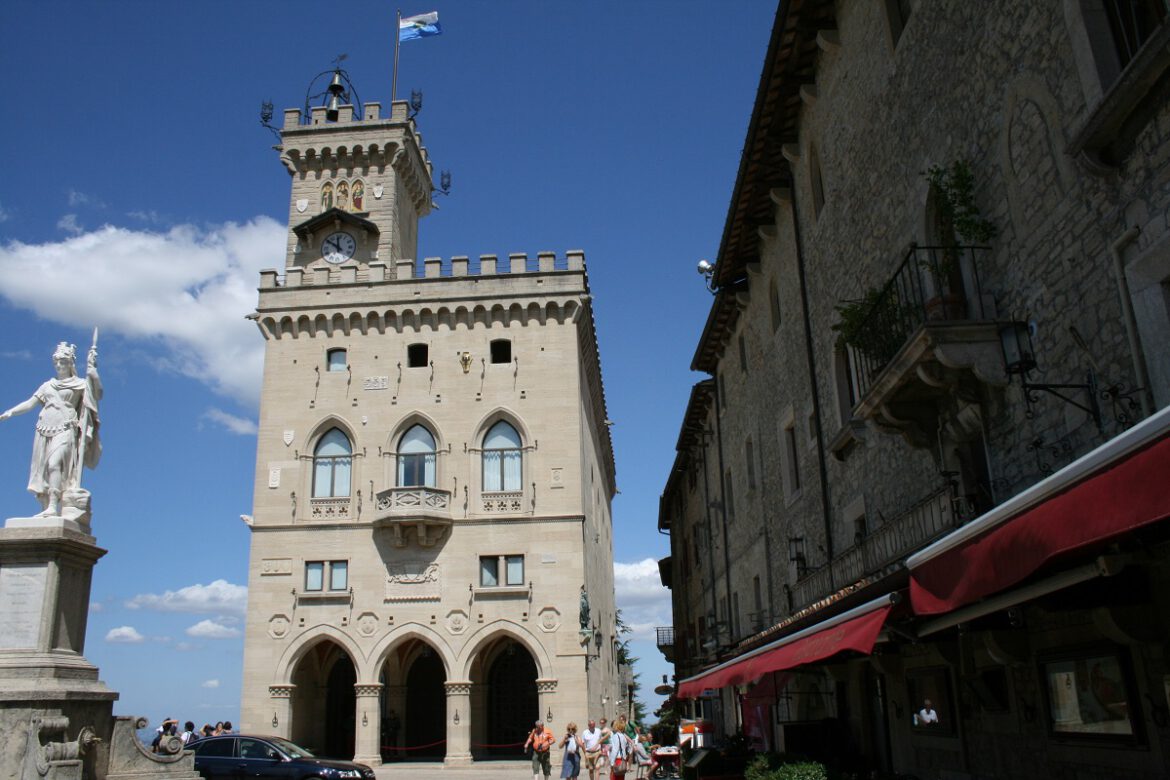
[189, 734, 375, 780]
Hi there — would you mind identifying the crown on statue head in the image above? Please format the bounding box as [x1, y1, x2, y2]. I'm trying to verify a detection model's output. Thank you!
[52, 342, 77, 362]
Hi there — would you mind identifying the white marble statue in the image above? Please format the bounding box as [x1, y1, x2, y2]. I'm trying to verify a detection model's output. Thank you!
[0, 335, 102, 518]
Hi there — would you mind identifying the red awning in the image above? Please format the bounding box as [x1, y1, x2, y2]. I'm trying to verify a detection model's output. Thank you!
[677, 596, 893, 699]
[910, 409, 1170, 616]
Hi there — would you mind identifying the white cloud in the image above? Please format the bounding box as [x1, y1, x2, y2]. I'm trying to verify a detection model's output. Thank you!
[126, 579, 248, 615]
[128, 209, 165, 224]
[105, 625, 145, 643]
[202, 408, 258, 435]
[613, 558, 672, 641]
[89, 601, 103, 612]
[201, 679, 221, 689]
[175, 641, 196, 652]
[0, 217, 285, 406]
[0, 202, 10, 222]
[57, 214, 83, 234]
[1, 350, 33, 360]
[186, 619, 241, 639]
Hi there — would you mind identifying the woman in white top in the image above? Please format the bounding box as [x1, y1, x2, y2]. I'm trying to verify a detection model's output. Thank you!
[560, 722, 584, 779]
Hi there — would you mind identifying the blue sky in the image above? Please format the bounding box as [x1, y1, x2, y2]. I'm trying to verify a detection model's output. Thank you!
[0, 1, 776, 727]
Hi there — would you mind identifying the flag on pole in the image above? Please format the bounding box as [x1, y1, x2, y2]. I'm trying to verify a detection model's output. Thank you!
[399, 11, 441, 42]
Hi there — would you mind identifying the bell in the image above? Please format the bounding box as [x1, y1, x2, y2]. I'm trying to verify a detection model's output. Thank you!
[326, 94, 341, 122]
[327, 70, 345, 96]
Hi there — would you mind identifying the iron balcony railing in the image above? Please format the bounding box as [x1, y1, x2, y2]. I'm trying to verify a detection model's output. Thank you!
[792, 485, 970, 612]
[843, 245, 990, 400]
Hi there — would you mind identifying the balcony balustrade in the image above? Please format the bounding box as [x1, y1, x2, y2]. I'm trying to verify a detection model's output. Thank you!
[792, 486, 966, 612]
[839, 245, 1007, 448]
[656, 626, 676, 663]
[373, 486, 453, 547]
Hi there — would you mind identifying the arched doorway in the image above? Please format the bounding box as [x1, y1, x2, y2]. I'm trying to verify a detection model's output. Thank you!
[473, 637, 538, 758]
[405, 650, 446, 759]
[289, 639, 356, 759]
[379, 638, 448, 762]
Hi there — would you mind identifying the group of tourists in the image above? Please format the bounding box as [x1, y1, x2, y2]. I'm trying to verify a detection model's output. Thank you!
[150, 718, 234, 752]
[525, 715, 657, 780]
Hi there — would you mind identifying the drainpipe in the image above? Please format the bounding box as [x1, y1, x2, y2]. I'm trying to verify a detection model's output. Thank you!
[787, 181, 836, 575]
[754, 417, 777, 625]
[697, 431, 720, 660]
[711, 374, 736, 646]
[1109, 226, 1155, 417]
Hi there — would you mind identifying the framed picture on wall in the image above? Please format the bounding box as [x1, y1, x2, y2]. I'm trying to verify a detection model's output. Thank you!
[1040, 647, 1143, 743]
[906, 667, 956, 736]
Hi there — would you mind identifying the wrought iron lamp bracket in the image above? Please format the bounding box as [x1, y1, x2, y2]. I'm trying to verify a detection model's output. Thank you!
[1019, 371, 1102, 432]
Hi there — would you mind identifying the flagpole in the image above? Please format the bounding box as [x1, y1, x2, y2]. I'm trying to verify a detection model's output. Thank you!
[392, 8, 401, 106]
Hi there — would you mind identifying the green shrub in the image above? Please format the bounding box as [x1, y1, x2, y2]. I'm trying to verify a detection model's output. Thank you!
[773, 762, 829, 780]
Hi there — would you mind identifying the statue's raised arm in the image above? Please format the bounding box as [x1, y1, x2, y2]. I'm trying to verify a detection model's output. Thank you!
[0, 335, 102, 521]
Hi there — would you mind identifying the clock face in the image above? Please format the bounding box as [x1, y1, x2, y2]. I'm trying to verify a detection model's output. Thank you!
[321, 232, 356, 264]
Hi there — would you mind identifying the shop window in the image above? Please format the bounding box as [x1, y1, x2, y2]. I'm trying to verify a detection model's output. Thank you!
[1040, 648, 1143, 742]
[907, 667, 957, 736]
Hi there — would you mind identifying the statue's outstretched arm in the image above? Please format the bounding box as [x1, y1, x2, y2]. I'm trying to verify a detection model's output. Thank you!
[0, 395, 41, 422]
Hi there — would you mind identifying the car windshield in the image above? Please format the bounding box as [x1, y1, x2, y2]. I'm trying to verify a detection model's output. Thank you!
[267, 737, 314, 759]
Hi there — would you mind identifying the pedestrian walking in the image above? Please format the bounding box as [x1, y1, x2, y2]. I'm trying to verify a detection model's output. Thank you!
[524, 719, 556, 780]
[560, 722, 584, 779]
[581, 719, 604, 780]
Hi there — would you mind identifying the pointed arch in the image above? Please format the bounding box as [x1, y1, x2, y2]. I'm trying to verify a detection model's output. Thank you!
[369, 623, 456, 681]
[275, 624, 369, 685]
[457, 620, 552, 680]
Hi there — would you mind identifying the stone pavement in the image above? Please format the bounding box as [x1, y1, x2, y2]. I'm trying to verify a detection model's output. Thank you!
[373, 759, 531, 779]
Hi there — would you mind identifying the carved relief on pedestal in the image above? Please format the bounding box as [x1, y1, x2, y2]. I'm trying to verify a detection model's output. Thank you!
[268, 614, 291, 639]
[356, 611, 380, 637]
[538, 606, 561, 633]
[446, 609, 468, 635]
[385, 560, 440, 601]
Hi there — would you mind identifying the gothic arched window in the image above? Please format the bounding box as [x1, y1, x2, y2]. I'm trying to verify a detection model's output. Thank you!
[313, 428, 352, 498]
[398, 425, 437, 487]
[483, 421, 522, 492]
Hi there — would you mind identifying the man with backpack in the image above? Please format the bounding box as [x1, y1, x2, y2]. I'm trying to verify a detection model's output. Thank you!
[525, 719, 556, 780]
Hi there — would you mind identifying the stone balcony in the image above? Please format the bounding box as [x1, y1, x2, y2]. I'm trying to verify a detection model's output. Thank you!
[656, 626, 675, 663]
[792, 486, 965, 612]
[837, 246, 1008, 450]
[373, 486, 453, 547]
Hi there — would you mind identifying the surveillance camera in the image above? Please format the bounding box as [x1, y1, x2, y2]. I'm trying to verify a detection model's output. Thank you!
[696, 259, 713, 275]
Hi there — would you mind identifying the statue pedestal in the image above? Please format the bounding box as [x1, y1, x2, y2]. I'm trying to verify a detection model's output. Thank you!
[0, 519, 117, 778]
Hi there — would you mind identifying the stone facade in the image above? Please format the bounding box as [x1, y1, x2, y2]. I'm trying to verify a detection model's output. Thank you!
[240, 89, 620, 766]
[660, 2, 1170, 778]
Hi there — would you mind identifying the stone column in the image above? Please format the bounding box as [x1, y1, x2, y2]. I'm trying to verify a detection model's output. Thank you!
[444, 680, 472, 766]
[267, 685, 294, 740]
[536, 678, 558, 729]
[353, 683, 383, 766]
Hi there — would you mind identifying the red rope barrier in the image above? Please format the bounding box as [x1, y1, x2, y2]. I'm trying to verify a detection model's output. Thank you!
[380, 739, 447, 751]
[469, 741, 526, 748]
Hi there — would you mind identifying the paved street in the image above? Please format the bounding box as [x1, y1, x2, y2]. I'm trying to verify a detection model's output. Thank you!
[373, 760, 532, 779]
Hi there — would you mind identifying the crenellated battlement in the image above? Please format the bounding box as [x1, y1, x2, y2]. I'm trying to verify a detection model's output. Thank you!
[260, 250, 586, 290]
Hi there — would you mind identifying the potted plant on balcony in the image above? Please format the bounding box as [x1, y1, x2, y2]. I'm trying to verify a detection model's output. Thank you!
[832, 286, 906, 369]
[921, 160, 998, 321]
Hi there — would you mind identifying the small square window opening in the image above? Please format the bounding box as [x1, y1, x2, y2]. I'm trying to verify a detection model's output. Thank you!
[408, 343, 428, 368]
[490, 339, 512, 364]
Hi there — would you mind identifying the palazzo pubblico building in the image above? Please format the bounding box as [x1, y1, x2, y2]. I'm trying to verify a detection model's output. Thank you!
[238, 75, 620, 766]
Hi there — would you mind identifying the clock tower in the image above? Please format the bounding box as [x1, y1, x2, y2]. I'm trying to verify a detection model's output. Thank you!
[240, 72, 620, 768]
[277, 83, 433, 273]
